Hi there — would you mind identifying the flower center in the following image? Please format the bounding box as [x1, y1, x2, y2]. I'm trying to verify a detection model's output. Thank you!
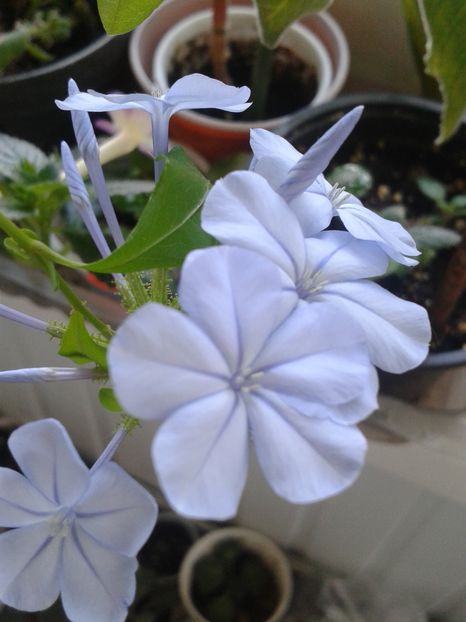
[47, 507, 75, 539]
[296, 270, 327, 299]
[328, 183, 349, 208]
[230, 368, 263, 393]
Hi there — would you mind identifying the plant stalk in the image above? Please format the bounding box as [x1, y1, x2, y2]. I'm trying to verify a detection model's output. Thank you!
[211, 0, 229, 83]
[246, 41, 273, 121]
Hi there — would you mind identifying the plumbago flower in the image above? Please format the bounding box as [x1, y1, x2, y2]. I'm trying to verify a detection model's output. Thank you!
[202, 171, 431, 373]
[56, 73, 251, 178]
[108, 245, 378, 519]
[249, 107, 420, 266]
[0, 419, 157, 621]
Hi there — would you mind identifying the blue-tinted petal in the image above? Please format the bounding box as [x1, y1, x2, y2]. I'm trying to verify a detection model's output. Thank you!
[202, 171, 307, 282]
[314, 281, 431, 372]
[154, 391, 248, 520]
[61, 524, 137, 622]
[76, 462, 157, 556]
[108, 303, 229, 420]
[164, 73, 251, 114]
[248, 392, 367, 503]
[0, 523, 61, 611]
[0, 469, 56, 527]
[8, 419, 89, 506]
[180, 245, 298, 370]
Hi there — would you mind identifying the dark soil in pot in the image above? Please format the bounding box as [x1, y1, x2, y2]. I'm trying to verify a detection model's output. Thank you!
[191, 538, 279, 622]
[284, 95, 466, 355]
[0, 422, 18, 470]
[168, 34, 318, 121]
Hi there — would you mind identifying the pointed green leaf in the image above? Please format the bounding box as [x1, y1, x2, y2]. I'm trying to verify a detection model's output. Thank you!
[416, 176, 446, 202]
[379, 205, 407, 223]
[99, 388, 123, 413]
[255, 0, 333, 48]
[410, 224, 461, 250]
[58, 311, 108, 368]
[84, 148, 213, 274]
[420, 0, 466, 143]
[450, 195, 466, 212]
[97, 0, 164, 34]
[0, 133, 49, 181]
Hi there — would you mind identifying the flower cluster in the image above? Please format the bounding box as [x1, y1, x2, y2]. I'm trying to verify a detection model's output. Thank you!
[0, 73, 430, 620]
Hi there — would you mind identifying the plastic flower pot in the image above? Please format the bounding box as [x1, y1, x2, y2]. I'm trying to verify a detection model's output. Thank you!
[178, 527, 293, 622]
[0, 34, 131, 152]
[129, 0, 349, 161]
[281, 94, 466, 413]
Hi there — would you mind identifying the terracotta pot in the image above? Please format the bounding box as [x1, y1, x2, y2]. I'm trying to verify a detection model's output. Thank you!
[0, 34, 131, 152]
[129, 0, 349, 161]
[179, 527, 293, 622]
[281, 94, 466, 414]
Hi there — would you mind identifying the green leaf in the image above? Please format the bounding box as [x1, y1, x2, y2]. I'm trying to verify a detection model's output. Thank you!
[99, 388, 123, 412]
[420, 0, 466, 143]
[416, 176, 446, 202]
[254, 0, 333, 48]
[327, 163, 373, 198]
[0, 133, 49, 181]
[379, 205, 407, 223]
[58, 311, 108, 368]
[450, 195, 466, 212]
[0, 29, 30, 74]
[409, 224, 461, 250]
[97, 0, 164, 34]
[84, 148, 213, 274]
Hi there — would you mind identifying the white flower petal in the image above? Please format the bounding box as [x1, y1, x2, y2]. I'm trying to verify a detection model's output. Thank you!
[250, 128, 302, 164]
[254, 303, 371, 406]
[8, 419, 89, 506]
[0, 469, 56, 527]
[61, 524, 137, 622]
[338, 198, 420, 265]
[108, 302, 230, 420]
[0, 523, 61, 611]
[248, 392, 367, 503]
[316, 281, 431, 372]
[279, 363, 379, 425]
[179, 246, 298, 370]
[75, 463, 157, 557]
[154, 391, 248, 520]
[251, 155, 291, 190]
[56, 91, 157, 116]
[202, 172, 307, 281]
[304, 231, 389, 283]
[289, 191, 334, 236]
[164, 73, 251, 113]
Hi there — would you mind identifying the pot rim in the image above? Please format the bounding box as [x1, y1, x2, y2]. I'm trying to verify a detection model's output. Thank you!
[0, 33, 115, 85]
[178, 526, 293, 622]
[152, 5, 333, 132]
[281, 92, 466, 370]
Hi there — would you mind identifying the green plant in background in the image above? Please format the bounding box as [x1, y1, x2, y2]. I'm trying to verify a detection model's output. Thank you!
[96, 0, 466, 141]
[328, 163, 464, 275]
[0, 134, 67, 246]
[401, 0, 466, 143]
[0, 0, 100, 76]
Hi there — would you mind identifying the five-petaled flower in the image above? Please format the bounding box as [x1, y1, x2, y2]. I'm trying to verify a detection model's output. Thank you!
[249, 107, 421, 266]
[108, 245, 378, 520]
[0, 419, 157, 622]
[202, 171, 431, 372]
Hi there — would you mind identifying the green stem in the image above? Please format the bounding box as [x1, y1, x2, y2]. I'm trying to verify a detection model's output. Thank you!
[126, 273, 150, 308]
[246, 42, 273, 121]
[151, 268, 169, 303]
[211, 0, 229, 83]
[55, 273, 114, 340]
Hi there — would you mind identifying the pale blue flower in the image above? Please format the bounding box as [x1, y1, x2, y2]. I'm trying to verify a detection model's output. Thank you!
[0, 419, 157, 621]
[249, 108, 421, 266]
[202, 171, 431, 372]
[56, 74, 251, 179]
[0, 367, 103, 382]
[108, 245, 376, 520]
